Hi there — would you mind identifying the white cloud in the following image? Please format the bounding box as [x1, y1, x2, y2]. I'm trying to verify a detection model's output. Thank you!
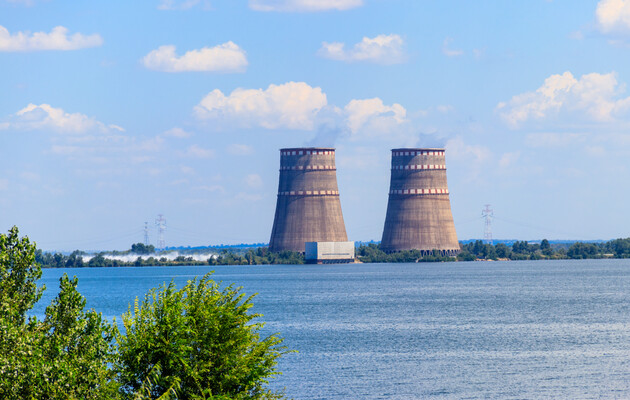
[318, 34, 405, 64]
[184, 144, 215, 159]
[1, 103, 124, 134]
[196, 184, 225, 193]
[344, 98, 407, 136]
[436, 105, 454, 114]
[442, 37, 463, 57]
[250, 0, 362, 12]
[235, 192, 263, 202]
[0, 25, 102, 52]
[596, 0, 630, 33]
[162, 127, 192, 138]
[445, 137, 491, 164]
[138, 136, 165, 152]
[158, 0, 208, 10]
[0, 178, 8, 191]
[227, 144, 254, 155]
[524, 132, 587, 147]
[497, 71, 630, 128]
[49, 145, 81, 156]
[585, 145, 607, 156]
[194, 81, 412, 145]
[180, 165, 195, 175]
[245, 174, 263, 188]
[143, 43, 247, 73]
[194, 82, 327, 130]
[499, 152, 520, 168]
[20, 171, 40, 181]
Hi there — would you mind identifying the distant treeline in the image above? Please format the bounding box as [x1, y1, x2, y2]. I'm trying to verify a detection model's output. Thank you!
[457, 238, 630, 261]
[36, 246, 304, 268]
[36, 238, 630, 268]
[356, 238, 630, 263]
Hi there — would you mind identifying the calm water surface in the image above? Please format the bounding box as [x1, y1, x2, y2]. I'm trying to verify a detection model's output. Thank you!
[34, 260, 630, 399]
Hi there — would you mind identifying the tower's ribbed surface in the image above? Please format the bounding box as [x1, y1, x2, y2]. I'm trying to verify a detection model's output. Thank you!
[380, 148, 459, 255]
[269, 148, 348, 252]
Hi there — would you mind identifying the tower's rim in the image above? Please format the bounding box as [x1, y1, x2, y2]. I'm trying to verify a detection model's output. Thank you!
[391, 147, 444, 152]
[280, 147, 335, 152]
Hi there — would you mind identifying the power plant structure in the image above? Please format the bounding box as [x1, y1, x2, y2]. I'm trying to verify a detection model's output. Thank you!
[269, 148, 349, 253]
[380, 148, 460, 256]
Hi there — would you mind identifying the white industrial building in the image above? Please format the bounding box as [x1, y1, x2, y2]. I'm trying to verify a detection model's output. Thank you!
[305, 241, 355, 264]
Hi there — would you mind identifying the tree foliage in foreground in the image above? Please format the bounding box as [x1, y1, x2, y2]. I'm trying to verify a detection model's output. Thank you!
[116, 275, 287, 400]
[0, 227, 117, 399]
[0, 227, 287, 399]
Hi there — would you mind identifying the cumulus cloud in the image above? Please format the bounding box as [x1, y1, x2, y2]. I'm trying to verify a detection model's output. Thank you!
[184, 144, 215, 159]
[442, 37, 463, 57]
[250, 0, 362, 12]
[0, 25, 102, 52]
[194, 82, 327, 130]
[0, 103, 124, 134]
[496, 71, 630, 128]
[596, 0, 630, 33]
[318, 34, 405, 64]
[194, 81, 412, 145]
[344, 98, 407, 136]
[143, 43, 247, 73]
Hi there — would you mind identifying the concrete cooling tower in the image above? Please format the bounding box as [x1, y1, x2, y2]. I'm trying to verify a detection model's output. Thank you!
[380, 148, 460, 255]
[269, 148, 348, 252]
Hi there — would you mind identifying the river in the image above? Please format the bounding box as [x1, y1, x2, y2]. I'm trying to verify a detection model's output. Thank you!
[34, 259, 630, 399]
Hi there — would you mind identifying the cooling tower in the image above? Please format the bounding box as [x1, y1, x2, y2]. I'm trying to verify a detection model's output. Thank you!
[380, 148, 460, 255]
[269, 148, 348, 253]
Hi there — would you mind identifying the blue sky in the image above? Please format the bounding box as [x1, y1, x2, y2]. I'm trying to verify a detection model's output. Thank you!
[2, 0, 630, 250]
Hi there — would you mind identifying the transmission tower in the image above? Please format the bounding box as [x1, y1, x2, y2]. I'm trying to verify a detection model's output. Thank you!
[155, 214, 166, 250]
[143, 222, 150, 246]
[482, 204, 494, 244]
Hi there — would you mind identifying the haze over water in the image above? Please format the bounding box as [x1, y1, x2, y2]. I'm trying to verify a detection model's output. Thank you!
[34, 260, 630, 399]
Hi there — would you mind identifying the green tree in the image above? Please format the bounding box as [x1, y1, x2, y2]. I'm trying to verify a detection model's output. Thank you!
[131, 243, 156, 255]
[115, 274, 287, 400]
[495, 243, 511, 259]
[540, 239, 553, 256]
[0, 226, 44, 324]
[567, 242, 600, 259]
[0, 227, 118, 399]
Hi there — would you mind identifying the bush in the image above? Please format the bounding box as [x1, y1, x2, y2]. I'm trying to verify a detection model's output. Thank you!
[115, 274, 287, 400]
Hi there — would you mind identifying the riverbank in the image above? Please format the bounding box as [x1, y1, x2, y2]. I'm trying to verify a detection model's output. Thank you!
[35, 238, 630, 268]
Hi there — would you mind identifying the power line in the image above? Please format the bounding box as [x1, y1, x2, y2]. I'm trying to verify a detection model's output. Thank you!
[155, 214, 166, 250]
[143, 222, 150, 246]
[482, 204, 494, 244]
